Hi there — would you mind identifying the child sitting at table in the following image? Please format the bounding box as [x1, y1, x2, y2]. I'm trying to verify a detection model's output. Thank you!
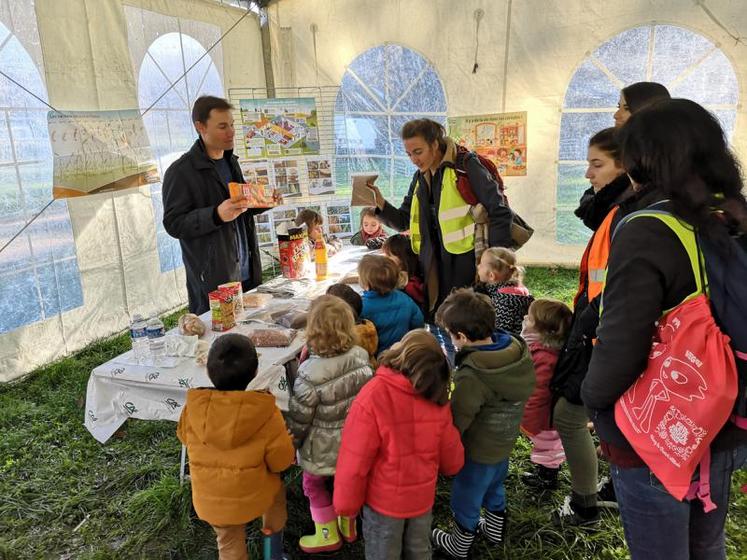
[382, 234, 425, 307]
[359, 254, 425, 355]
[287, 295, 373, 553]
[177, 333, 294, 560]
[295, 208, 342, 256]
[350, 206, 388, 249]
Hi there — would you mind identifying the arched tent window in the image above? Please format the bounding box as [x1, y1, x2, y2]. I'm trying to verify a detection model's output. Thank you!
[334, 44, 447, 205]
[556, 24, 739, 245]
[136, 31, 224, 272]
[0, 21, 83, 334]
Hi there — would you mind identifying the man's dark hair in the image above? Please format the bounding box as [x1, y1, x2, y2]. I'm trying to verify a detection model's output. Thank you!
[206, 333, 258, 391]
[436, 288, 496, 341]
[192, 95, 233, 124]
[326, 283, 362, 319]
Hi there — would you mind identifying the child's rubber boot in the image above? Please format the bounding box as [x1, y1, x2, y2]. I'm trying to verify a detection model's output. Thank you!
[299, 521, 342, 553]
[262, 530, 288, 560]
[432, 521, 476, 559]
[338, 515, 358, 543]
[477, 509, 506, 546]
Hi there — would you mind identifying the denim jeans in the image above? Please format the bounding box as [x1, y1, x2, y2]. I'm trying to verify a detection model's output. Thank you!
[611, 445, 744, 560]
[450, 458, 509, 532]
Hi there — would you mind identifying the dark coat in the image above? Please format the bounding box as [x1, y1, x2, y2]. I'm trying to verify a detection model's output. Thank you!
[580, 197, 747, 459]
[377, 141, 512, 315]
[162, 139, 265, 314]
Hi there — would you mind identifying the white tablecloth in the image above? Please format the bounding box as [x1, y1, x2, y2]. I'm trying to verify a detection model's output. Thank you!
[84, 246, 368, 443]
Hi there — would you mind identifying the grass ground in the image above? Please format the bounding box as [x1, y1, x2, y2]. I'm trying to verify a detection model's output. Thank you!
[1, 266, 745, 559]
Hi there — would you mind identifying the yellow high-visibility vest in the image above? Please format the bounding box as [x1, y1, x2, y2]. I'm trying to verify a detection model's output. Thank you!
[409, 167, 475, 255]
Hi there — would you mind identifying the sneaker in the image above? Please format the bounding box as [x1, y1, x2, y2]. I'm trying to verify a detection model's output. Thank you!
[552, 495, 599, 528]
[596, 477, 618, 509]
[521, 464, 559, 491]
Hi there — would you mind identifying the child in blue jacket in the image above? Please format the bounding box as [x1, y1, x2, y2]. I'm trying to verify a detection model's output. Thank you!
[359, 254, 424, 354]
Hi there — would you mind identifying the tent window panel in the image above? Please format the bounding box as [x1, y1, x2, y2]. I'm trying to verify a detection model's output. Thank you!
[335, 45, 447, 201]
[555, 24, 739, 245]
[130, 22, 225, 273]
[0, 20, 82, 334]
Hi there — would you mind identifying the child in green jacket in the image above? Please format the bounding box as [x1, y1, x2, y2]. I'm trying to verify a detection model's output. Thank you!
[432, 288, 536, 559]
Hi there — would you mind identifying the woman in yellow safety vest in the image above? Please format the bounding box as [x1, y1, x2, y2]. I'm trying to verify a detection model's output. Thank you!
[366, 119, 512, 317]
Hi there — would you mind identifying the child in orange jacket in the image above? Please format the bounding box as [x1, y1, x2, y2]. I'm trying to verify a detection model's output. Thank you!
[177, 333, 295, 560]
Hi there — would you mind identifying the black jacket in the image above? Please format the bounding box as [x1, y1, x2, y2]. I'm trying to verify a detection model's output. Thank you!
[377, 146, 512, 315]
[581, 197, 747, 456]
[162, 139, 265, 314]
[551, 175, 633, 403]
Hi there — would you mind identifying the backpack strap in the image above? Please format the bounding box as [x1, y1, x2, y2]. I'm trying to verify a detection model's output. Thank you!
[615, 204, 708, 312]
[685, 449, 718, 512]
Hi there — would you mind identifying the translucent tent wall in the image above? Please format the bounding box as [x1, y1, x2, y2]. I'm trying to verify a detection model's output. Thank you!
[1, 0, 746, 381]
[266, 0, 746, 266]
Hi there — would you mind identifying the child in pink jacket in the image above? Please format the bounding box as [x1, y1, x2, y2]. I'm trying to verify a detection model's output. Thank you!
[520, 299, 573, 491]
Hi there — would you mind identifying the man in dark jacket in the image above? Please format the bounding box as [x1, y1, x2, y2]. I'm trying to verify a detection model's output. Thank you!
[162, 96, 276, 314]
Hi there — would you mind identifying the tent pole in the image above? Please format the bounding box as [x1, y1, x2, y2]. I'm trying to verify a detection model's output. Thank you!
[259, 7, 276, 98]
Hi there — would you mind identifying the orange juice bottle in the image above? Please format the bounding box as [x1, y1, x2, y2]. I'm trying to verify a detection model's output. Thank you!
[315, 238, 328, 281]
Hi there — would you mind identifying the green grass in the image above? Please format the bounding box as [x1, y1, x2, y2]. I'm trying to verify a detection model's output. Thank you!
[1, 268, 745, 559]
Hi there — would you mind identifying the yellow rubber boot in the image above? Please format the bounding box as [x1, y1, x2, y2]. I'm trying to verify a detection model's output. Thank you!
[298, 520, 342, 553]
[338, 515, 358, 543]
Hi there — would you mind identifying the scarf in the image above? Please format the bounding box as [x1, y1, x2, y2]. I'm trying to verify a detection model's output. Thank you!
[361, 225, 386, 243]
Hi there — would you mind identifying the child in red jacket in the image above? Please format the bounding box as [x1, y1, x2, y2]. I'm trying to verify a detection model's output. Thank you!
[333, 330, 464, 560]
[520, 299, 573, 491]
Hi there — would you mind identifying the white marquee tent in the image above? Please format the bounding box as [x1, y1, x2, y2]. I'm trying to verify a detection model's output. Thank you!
[1, 0, 745, 381]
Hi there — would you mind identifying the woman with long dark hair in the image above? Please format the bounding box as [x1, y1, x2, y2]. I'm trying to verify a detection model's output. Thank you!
[613, 81, 671, 127]
[581, 99, 747, 559]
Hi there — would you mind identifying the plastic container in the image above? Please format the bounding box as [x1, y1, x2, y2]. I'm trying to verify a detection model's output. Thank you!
[130, 314, 150, 363]
[146, 316, 166, 364]
[315, 238, 328, 281]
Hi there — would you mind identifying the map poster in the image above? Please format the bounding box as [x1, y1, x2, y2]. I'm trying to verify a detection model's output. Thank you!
[447, 112, 527, 177]
[306, 157, 335, 195]
[272, 159, 302, 198]
[48, 109, 159, 198]
[239, 97, 320, 159]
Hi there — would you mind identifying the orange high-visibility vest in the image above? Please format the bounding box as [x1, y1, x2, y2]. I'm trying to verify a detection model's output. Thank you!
[574, 206, 619, 306]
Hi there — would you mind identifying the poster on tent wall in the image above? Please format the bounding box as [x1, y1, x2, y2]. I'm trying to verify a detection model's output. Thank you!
[306, 157, 335, 195]
[48, 110, 159, 198]
[239, 159, 273, 188]
[447, 112, 528, 177]
[239, 97, 320, 159]
[272, 159, 302, 198]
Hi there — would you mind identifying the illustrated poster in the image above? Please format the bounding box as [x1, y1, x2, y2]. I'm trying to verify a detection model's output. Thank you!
[239, 160, 273, 188]
[447, 112, 527, 177]
[306, 157, 335, 195]
[48, 109, 159, 198]
[272, 159, 302, 198]
[239, 97, 320, 159]
[325, 202, 353, 237]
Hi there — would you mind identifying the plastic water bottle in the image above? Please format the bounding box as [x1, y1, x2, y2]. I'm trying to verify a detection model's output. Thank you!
[146, 316, 166, 364]
[130, 314, 150, 364]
